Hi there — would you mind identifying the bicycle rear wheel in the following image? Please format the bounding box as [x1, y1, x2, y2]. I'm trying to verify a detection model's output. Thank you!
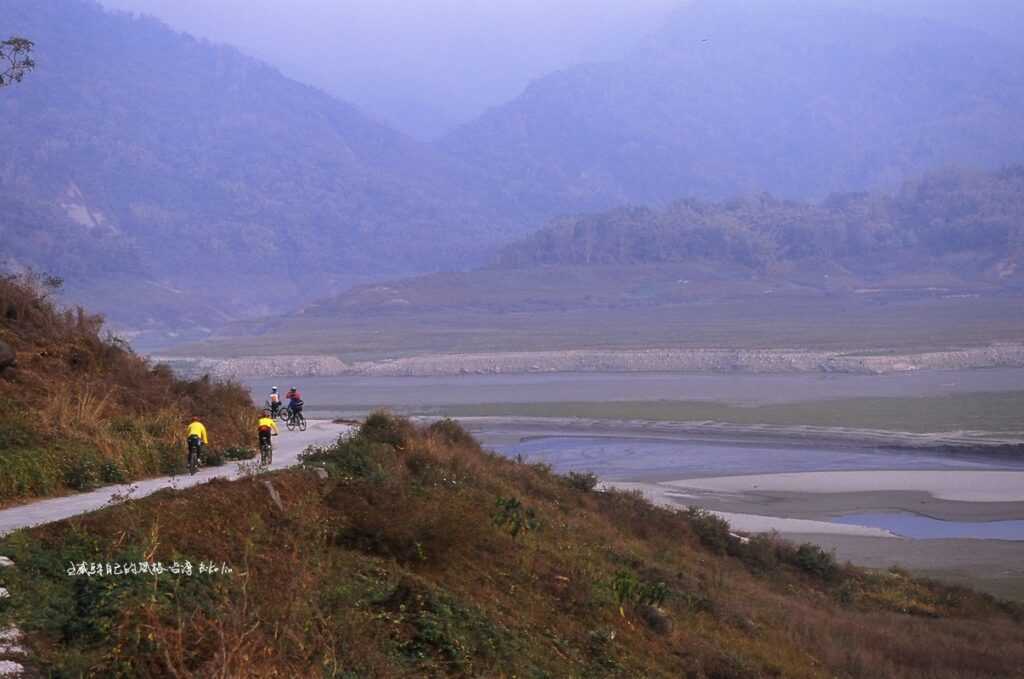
[298, 413, 307, 432]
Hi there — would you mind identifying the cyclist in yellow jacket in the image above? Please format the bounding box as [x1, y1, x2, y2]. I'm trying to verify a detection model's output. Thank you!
[258, 411, 278, 445]
[185, 416, 208, 472]
[257, 410, 278, 465]
[186, 417, 208, 445]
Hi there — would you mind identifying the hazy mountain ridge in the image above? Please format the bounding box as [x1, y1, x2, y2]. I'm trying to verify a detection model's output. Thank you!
[0, 0, 503, 342]
[495, 167, 1024, 272]
[441, 0, 1024, 219]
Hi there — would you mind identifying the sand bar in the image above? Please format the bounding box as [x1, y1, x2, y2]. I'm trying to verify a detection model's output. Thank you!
[664, 470, 1024, 503]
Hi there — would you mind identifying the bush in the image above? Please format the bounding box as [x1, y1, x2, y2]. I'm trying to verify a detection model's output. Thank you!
[221, 446, 255, 461]
[426, 418, 477, 449]
[99, 460, 128, 484]
[565, 471, 599, 492]
[610, 569, 670, 610]
[64, 451, 102, 491]
[360, 411, 415, 448]
[739, 533, 781, 574]
[792, 543, 839, 580]
[492, 496, 540, 538]
[301, 436, 392, 481]
[685, 507, 734, 554]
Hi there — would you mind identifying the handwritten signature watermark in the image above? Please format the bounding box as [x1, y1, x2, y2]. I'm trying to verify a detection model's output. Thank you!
[65, 561, 234, 577]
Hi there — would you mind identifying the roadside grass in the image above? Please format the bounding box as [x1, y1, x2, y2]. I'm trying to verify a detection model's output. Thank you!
[0, 273, 257, 504]
[1, 413, 1021, 677]
[436, 391, 1024, 435]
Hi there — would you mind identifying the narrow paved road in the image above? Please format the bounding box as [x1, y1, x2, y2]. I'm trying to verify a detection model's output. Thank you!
[0, 420, 351, 536]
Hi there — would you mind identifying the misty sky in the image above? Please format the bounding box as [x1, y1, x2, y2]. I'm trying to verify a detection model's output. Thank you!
[96, 0, 1024, 141]
[96, 0, 682, 140]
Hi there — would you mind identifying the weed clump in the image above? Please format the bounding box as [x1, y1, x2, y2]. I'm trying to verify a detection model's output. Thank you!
[565, 470, 599, 492]
[685, 506, 737, 554]
[492, 496, 540, 538]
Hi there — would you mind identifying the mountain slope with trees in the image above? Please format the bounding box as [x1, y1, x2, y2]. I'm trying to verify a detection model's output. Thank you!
[441, 0, 1024, 219]
[496, 167, 1024, 273]
[0, 0, 500, 345]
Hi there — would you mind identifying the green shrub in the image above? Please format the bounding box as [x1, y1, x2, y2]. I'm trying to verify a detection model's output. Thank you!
[686, 507, 734, 554]
[221, 446, 255, 461]
[301, 436, 391, 481]
[360, 411, 415, 448]
[492, 496, 540, 538]
[427, 418, 477, 448]
[740, 533, 781, 574]
[565, 471, 599, 493]
[99, 460, 128, 484]
[792, 543, 839, 580]
[610, 569, 670, 610]
[158, 444, 185, 475]
[64, 451, 102, 491]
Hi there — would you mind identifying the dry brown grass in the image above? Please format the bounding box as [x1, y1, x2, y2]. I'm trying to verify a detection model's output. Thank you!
[2, 413, 1022, 677]
[0, 272, 257, 502]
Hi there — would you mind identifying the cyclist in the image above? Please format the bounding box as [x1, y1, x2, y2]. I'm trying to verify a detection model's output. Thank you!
[186, 416, 208, 469]
[286, 386, 303, 418]
[258, 409, 278, 463]
[267, 386, 282, 418]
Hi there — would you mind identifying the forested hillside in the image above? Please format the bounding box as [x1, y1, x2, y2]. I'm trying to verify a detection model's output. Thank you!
[0, 0, 499, 345]
[497, 167, 1024, 273]
[442, 0, 1024, 219]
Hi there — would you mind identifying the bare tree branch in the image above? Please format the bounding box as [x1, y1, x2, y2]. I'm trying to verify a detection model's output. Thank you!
[0, 36, 35, 88]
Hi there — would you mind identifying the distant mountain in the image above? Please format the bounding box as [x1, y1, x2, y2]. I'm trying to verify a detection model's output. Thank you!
[440, 0, 1024, 218]
[0, 0, 500, 345]
[178, 166, 1024, 363]
[496, 167, 1024, 273]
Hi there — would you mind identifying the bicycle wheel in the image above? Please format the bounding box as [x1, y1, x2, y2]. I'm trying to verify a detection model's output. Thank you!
[286, 414, 297, 431]
[279, 407, 291, 423]
[187, 445, 198, 475]
[298, 413, 307, 432]
[260, 442, 270, 466]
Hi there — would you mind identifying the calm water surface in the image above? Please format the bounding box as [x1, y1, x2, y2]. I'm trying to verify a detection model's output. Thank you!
[243, 368, 1024, 416]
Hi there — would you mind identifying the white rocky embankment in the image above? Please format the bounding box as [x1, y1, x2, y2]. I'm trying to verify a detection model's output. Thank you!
[155, 342, 1024, 379]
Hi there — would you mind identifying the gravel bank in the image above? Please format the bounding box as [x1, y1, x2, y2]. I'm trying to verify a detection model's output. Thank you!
[156, 342, 1024, 379]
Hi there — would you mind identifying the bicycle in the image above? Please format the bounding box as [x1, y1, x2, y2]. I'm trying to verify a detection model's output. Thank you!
[286, 409, 307, 432]
[277, 406, 291, 423]
[187, 435, 202, 475]
[259, 434, 275, 466]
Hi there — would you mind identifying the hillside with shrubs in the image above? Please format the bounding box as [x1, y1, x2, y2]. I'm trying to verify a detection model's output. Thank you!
[0, 413, 1020, 677]
[0, 272, 256, 503]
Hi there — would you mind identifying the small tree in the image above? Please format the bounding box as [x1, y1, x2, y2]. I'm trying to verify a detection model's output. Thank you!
[1, 36, 34, 87]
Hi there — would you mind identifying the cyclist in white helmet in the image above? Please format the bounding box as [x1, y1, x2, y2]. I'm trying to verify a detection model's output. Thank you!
[267, 386, 282, 418]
